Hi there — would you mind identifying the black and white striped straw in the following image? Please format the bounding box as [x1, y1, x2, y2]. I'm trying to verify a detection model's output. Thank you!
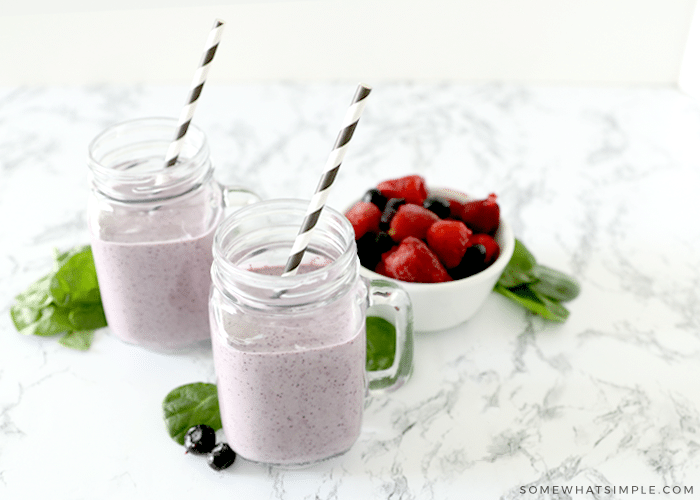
[281, 83, 372, 277]
[164, 19, 225, 168]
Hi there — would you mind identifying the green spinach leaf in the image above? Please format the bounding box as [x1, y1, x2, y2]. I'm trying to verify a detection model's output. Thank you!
[10, 244, 106, 350]
[366, 316, 396, 371]
[68, 304, 108, 331]
[18, 305, 74, 337]
[497, 239, 537, 288]
[50, 246, 102, 307]
[162, 383, 222, 445]
[59, 331, 95, 351]
[495, 238, 577, 322]
[495, 283, 570, 322]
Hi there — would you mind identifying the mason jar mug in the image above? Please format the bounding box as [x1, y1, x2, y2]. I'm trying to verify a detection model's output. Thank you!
[87, 117, 258, 351]
[209, 199, 414, 466]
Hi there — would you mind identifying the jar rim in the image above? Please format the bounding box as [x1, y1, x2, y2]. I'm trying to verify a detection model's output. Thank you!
[87, 116, 211, 202]
[211, 199, 357, 305]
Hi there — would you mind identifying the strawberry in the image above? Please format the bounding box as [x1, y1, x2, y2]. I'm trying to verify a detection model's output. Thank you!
[468, 233, 500, 263]
[448, 198, 465, 219]
[388, 203, 439, 243]
[382, 236, 452, 283]
[457, 193, 500, 234]
[426, 220, 472, 269]
[377, 175, 429, 206]
[374, 245, 398, 277]
[345, 201, 381, 240]
[374, 259, 389, 277]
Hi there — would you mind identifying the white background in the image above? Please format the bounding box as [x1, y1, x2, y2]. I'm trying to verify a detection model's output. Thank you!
[1, 0, 699, 86]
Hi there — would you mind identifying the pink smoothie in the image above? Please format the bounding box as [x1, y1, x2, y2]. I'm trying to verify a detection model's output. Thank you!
[91, 225, 215, 350]
[211, 264, 367, 466]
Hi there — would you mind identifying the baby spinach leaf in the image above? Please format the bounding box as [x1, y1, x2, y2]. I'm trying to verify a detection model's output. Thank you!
[163, 383, 222, 445]
[495, 238, 578, 322]
[18, 305, 74, 337]
[13, 273, 53, 309]
[50, 246, 102, 307]
[366, 316, 396, 371]
[59, 331, 95, 351]
[528, 264, 581, 302]
[497, 239, 537, 288]
[11, 302, 44, 332]
[10, 244, 106, 350]
[68, 304, 108, 331]
[534, 290, 571, 321]
[495, 283, 569, 322]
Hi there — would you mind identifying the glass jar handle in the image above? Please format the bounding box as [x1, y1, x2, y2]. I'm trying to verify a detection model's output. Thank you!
[366, 279, 414, 392]
[221, 184, 261, 212]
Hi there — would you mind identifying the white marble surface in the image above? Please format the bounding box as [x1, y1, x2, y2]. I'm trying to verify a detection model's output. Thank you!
[1, 83, 700, 499]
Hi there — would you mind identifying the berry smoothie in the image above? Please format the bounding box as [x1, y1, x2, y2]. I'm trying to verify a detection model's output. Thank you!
[91, 226, 216, 350]
[211, 264, 367, 466]
[90, 173, 221, 350]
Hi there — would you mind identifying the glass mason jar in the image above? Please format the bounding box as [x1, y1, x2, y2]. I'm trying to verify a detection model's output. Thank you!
[87, 117, 258, 351]
[209, 199, 414, 467]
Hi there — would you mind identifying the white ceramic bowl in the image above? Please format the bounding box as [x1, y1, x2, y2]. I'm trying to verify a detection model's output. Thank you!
[356, 187, 515, 332]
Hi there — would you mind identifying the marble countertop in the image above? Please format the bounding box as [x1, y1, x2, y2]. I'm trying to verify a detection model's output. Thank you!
[1, 83, 700, 499]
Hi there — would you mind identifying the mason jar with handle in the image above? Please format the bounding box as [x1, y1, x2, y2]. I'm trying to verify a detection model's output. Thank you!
[87, 117, 259, 351]
[209, 199, 413, 467]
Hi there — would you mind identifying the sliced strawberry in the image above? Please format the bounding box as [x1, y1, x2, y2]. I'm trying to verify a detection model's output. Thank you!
[383, 236, 452, 283]
[468, 233, 500, 263]
[457, 193, 500, 234]
[426, 220, 472, 269]
[345, 201, 381, 240]
[388, 203, 439, 243]
[377, 175, 429, 206]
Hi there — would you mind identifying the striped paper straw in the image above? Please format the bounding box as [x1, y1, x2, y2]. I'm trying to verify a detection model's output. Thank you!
[164, 19, 225, 168]
[281, 83, 372, 277]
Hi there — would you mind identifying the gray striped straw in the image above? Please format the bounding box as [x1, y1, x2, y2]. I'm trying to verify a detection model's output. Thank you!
[281, 83, 372, 277]
[164, 19, 225, 168]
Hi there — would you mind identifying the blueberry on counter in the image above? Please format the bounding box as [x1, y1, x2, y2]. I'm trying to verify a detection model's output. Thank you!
[184, 425, 217, 454]
[207, 443, 237, 471]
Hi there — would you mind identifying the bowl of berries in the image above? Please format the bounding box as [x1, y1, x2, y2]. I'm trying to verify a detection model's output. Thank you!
[345, 175, 515, 332]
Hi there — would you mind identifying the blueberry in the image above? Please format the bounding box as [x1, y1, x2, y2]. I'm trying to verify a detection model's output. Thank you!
[379, 198, 406, 230]
[356, 232, 382, 270]
[207, 443, 236, 471]
[184, 425, 216, 454]
[449, 244, 488, 280]
[423, 196, 451, 219]
[356, 232, 396, 271]
[362, 188, 388, 211]
[374, 232, 395, 255]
